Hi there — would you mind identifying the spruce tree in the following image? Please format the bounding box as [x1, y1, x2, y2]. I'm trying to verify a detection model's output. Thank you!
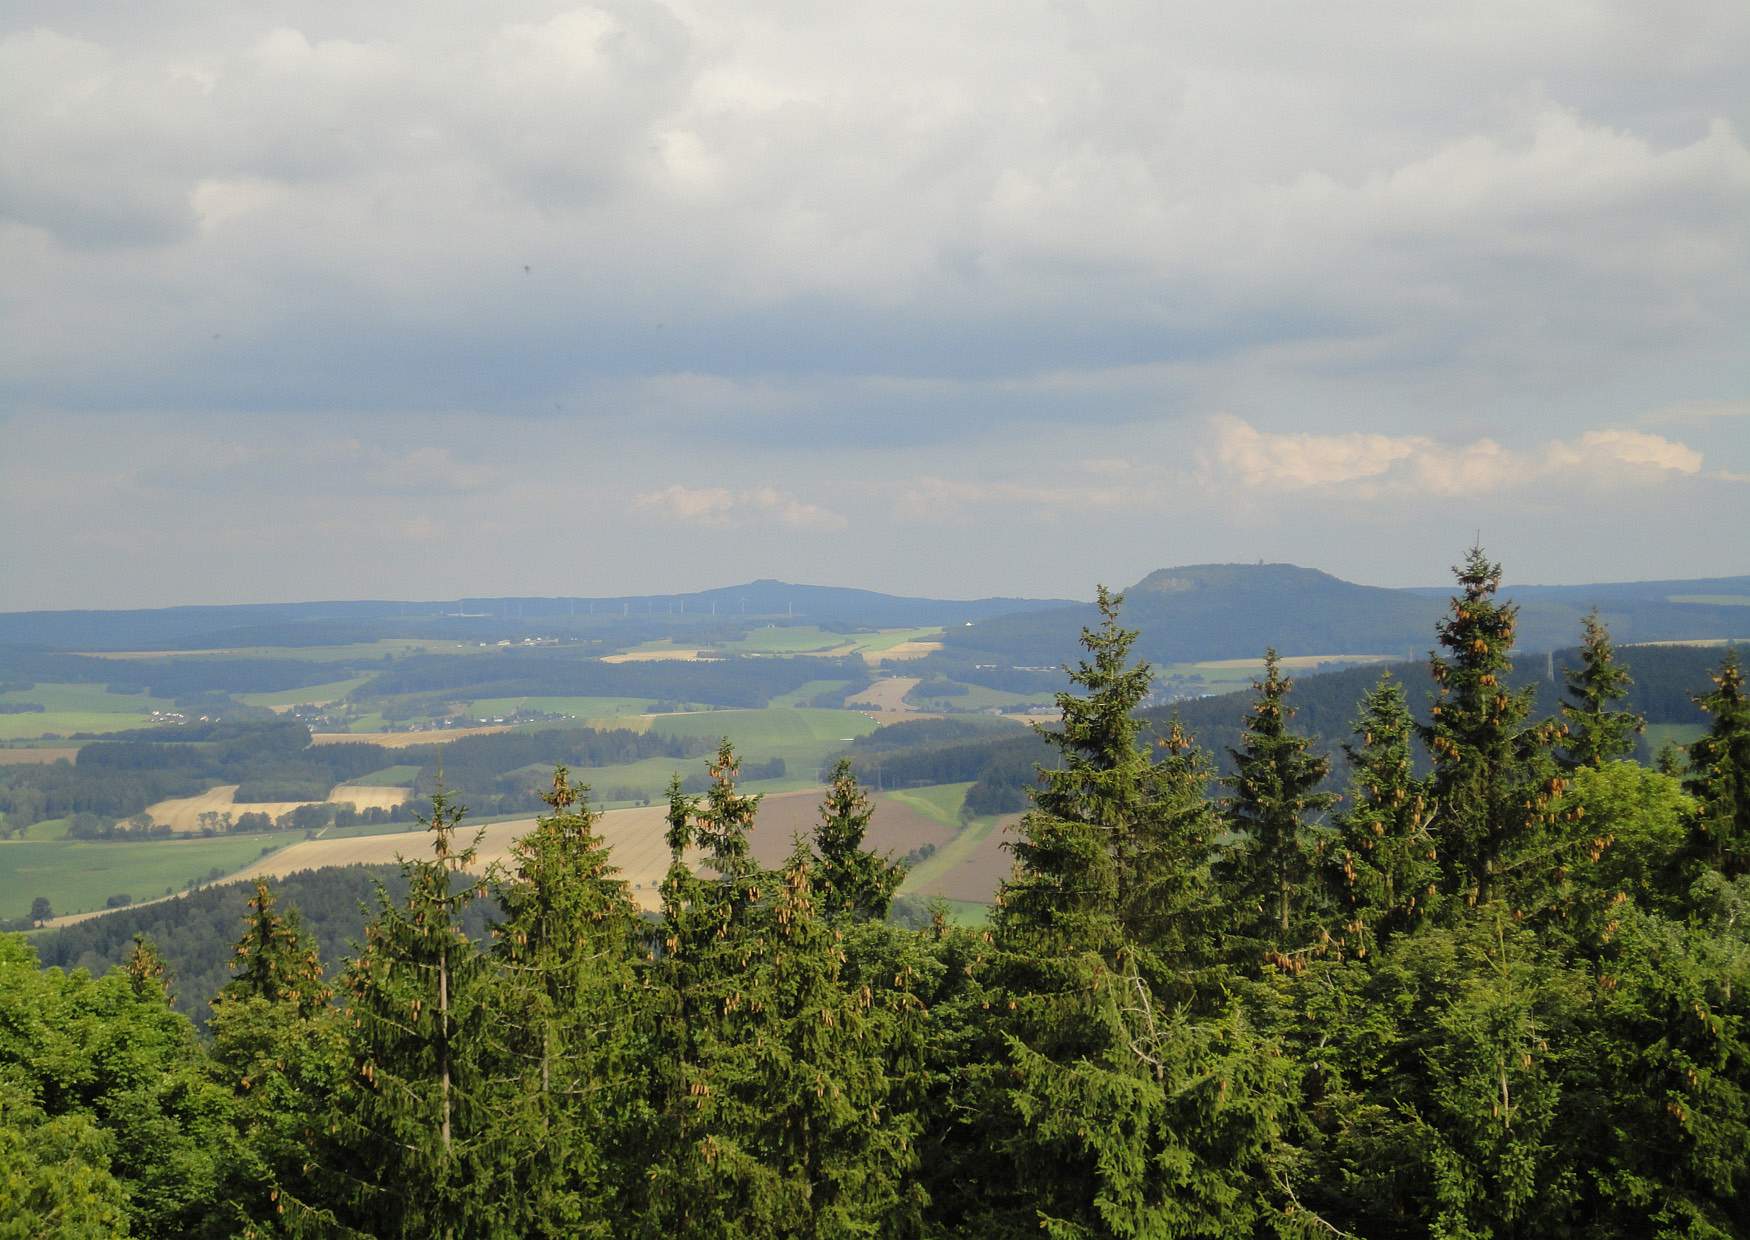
[488, 767, 646, 1236]
[1126, 717, 1226, 1000]
[999, 586, 1141, 970]
[217, 880, 329, 1015]
[1559, 610, 1642, 769]
[812, 758, 904, 921]
[740, 840, 922, 1235]
[647, 744, 787, 1234]
[209, 880, 346, 1232]
[325, 789, 497, 1237]
[1424, 547, 1562, 908]
[1683, 649, 1750, 877]
[1220, 649, 1339, 959]
[986, 589, 1296, 1236]
[1324, 673, 1439, 958]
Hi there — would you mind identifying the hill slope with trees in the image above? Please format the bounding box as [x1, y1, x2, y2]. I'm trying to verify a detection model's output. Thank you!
[941, 561, 1750, 666]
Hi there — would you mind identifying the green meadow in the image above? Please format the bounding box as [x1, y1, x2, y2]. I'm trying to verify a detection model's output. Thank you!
[462, 695, 657, 721]
[1644, 722, 1707, 756]
[905, 683, 1055, 711]
[348, 764, 423, 786]
[885, 782, 1004, 920]
[0, 682, 180, 741]
[0, 835, 289, 922]
[547, 707, 882, 803]
[237, 676, 371, 708]
[768, 679, 854, 707]
[722, 625, 941, 656]
[883, 782, 973, 828]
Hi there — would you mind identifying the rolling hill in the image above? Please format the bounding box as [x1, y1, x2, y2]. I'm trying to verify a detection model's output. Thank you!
[0, 582, 1079, 651]
[937, 563, 1750, 667]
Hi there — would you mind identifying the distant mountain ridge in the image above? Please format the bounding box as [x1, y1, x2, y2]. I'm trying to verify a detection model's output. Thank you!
[940, 562, 1750, 667]
[0, 582, 1081, 651]
[3, 565, 1746, 661]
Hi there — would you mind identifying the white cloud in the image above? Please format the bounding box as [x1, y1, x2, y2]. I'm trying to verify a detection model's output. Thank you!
[1205, 416, 1705, 495]
[634, 484, 846, 531]
[1206, 415, 1421, 489]
[1548, 429, 1702, 476]
[4, 2, 1750, 604]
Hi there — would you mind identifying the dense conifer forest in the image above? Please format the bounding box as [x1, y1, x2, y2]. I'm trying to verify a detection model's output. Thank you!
[5, 547, 1749, 1236]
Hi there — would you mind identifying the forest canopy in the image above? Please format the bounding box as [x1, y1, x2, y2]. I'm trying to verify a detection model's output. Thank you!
[4, 548, 1749, 1238]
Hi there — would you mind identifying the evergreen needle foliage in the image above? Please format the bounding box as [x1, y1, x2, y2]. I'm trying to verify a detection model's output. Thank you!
[1323, 672, 1440, 958]
[1558, 610, 1644, 770]
[1220, 649, 1340, 962]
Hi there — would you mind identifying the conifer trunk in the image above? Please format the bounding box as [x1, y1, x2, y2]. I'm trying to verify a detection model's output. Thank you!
[439, 942, 451, 1151]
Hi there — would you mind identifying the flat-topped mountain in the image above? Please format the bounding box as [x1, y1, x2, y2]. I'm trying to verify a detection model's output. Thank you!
[939, 562, 1750, 667]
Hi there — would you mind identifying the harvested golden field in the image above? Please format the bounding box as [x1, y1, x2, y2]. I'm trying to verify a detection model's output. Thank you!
[740, 789, 956, 868]
[600, 647, 711, 664]
[0, 747, 79, 765]
[37, 782, 995, 930]
[329, 785, 411, 812]
[864, 640, 942, 664]
[244, 805, 679, 908]
[848, 677, 920, 713]
[145, 785, 312, 832]
[147, 783, 411, 831]
[194, 788, 955, 913]
[310, 726, 510, 748]
[244, 820, 529, 883]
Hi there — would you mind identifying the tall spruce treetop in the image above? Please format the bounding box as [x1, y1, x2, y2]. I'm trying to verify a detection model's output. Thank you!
[986, 589, 1297, 1236]
[1559, 610, 1643, 769]
[1323, 672, 1439, 958]
[494, 766, 639, 974]
[1683, 649, 1750, 877]
[329, 788, 497, 1236]
[1425, 546, 1561, 907]
[697, 738, 763, 885]
[813, 758, 904, 921]
[211, 882, 346, 1232]
[648, 742, 792, 1235]
[1125, 717, 1225, 993]
[217, 879, 329, 1017]
[999, 586, 1145, 962]
[488, 766, 645, 1237]
[1220, 649, 1339, 958]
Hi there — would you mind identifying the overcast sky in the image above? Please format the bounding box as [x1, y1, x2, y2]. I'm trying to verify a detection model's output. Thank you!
[3, 1, 1747, 610]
